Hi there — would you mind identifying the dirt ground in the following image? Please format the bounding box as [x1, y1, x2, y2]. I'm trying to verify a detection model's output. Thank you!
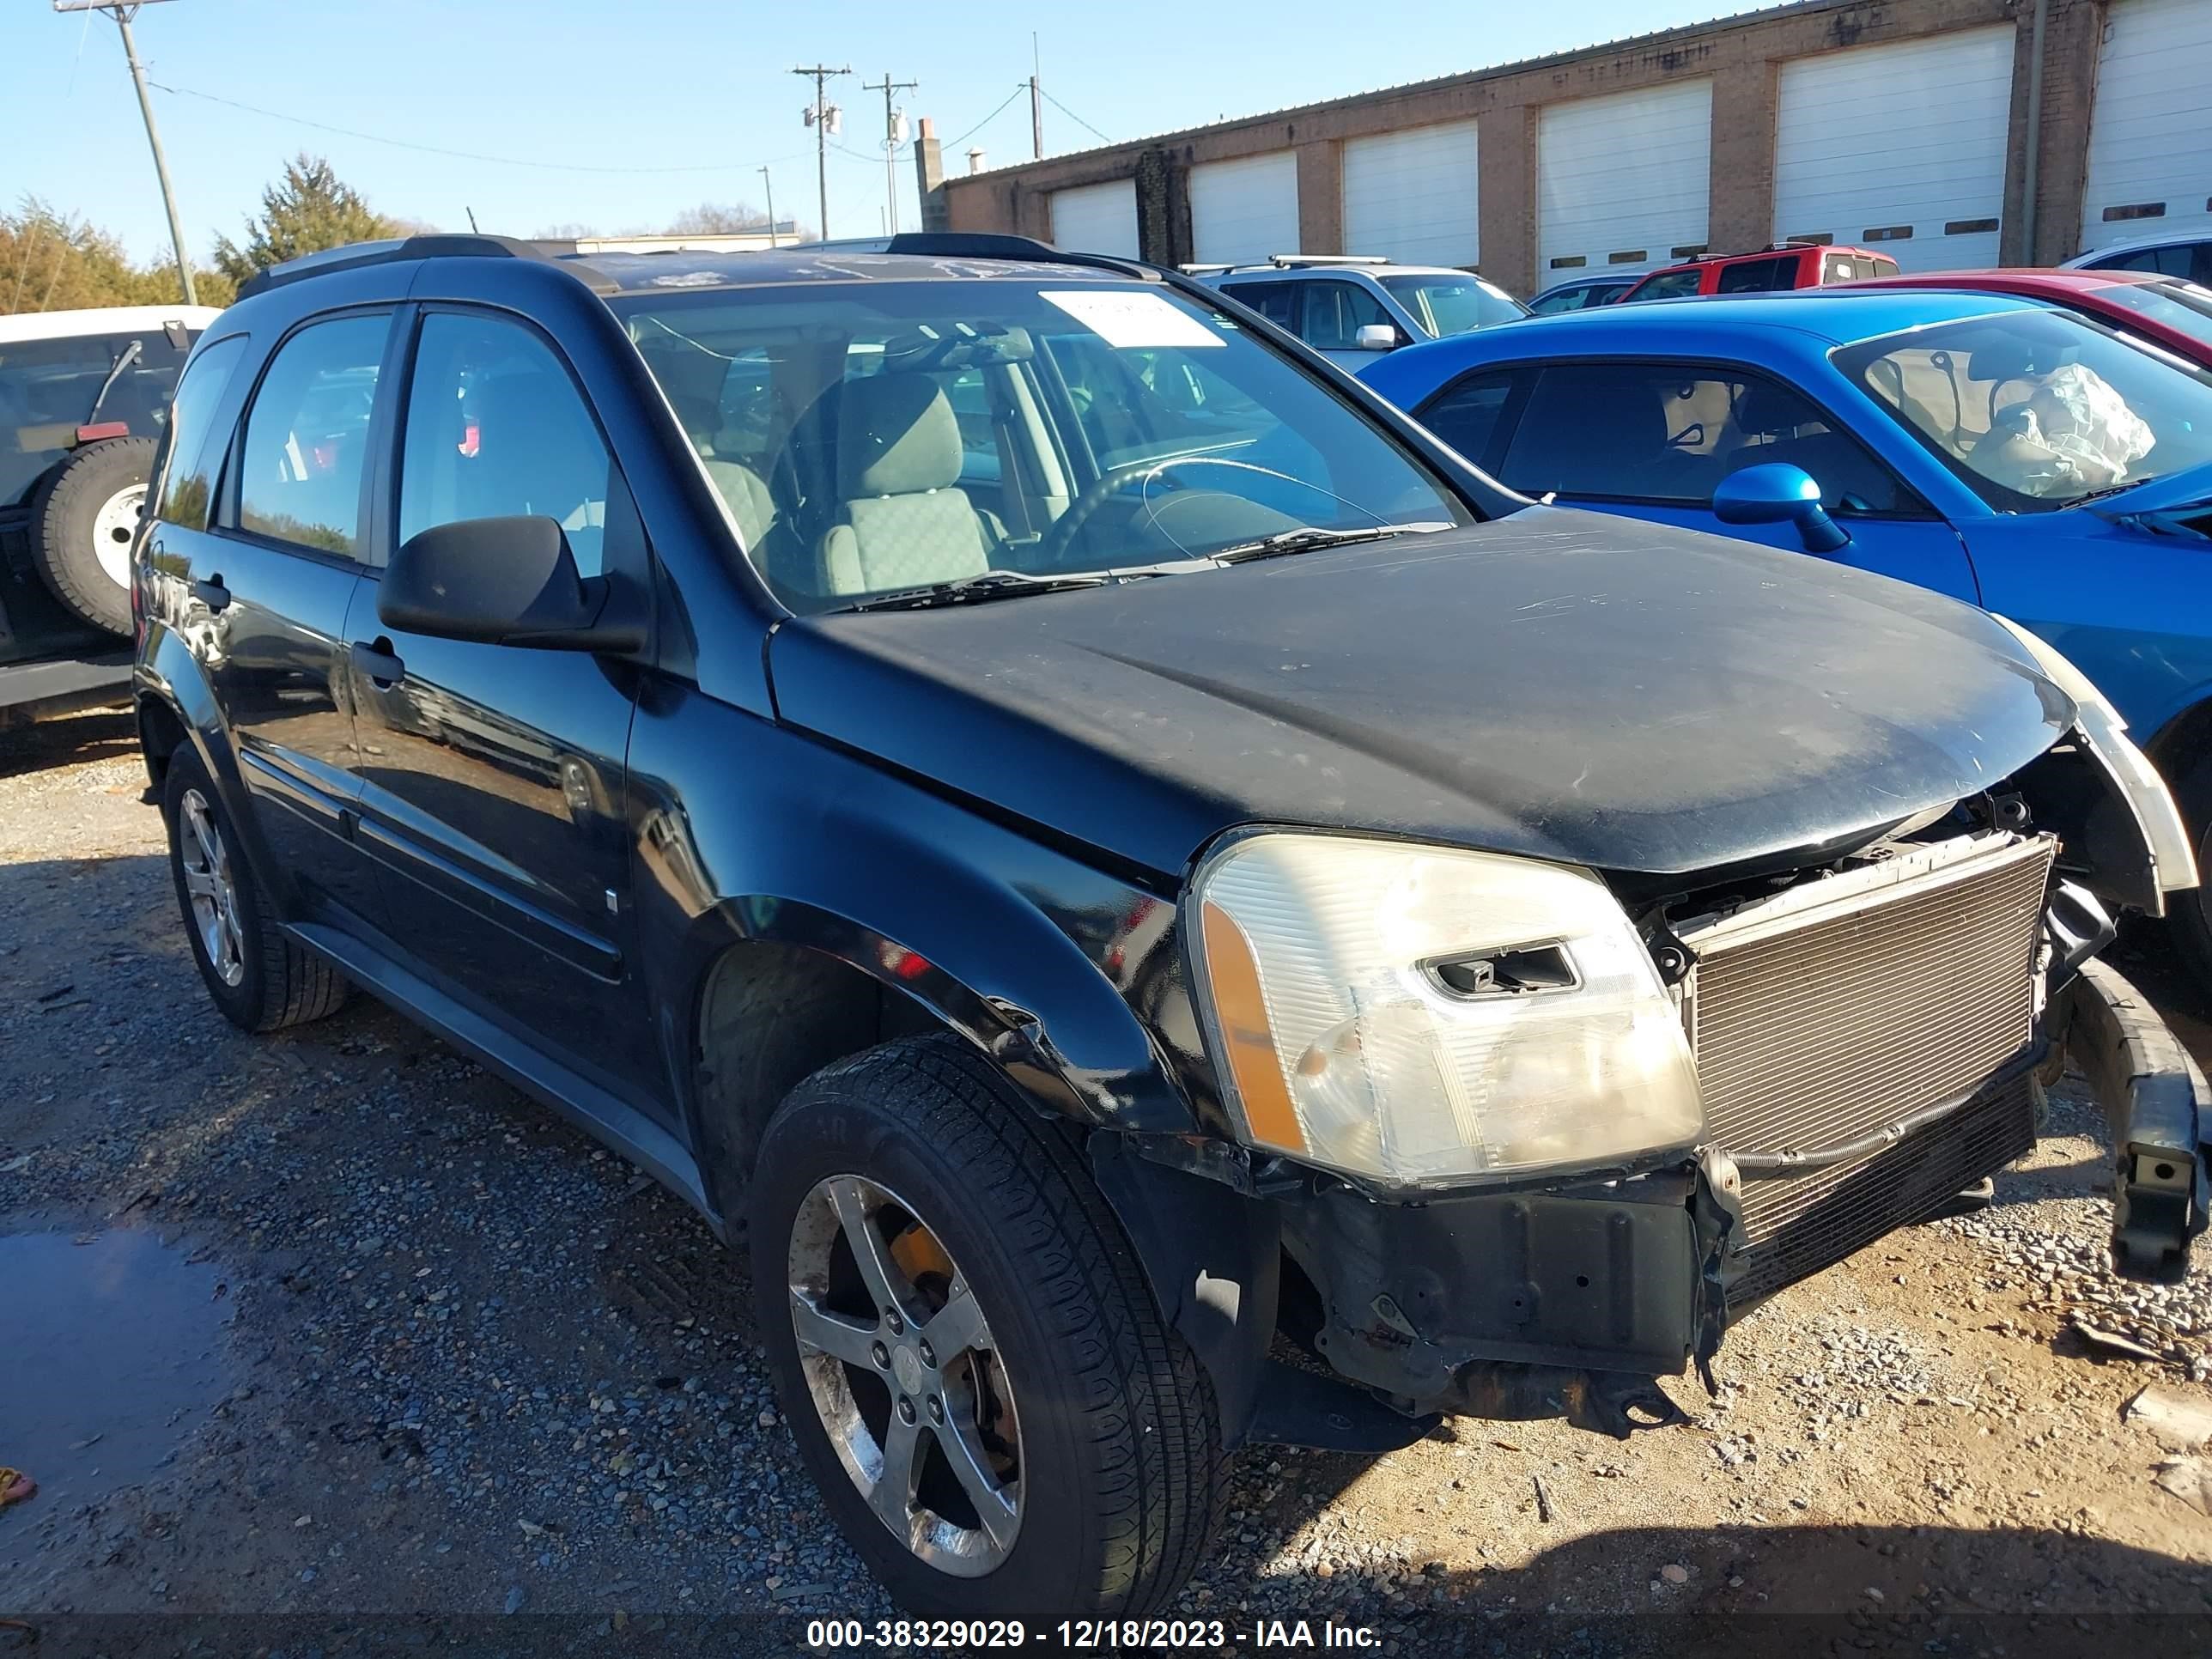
[6, 705, 2212, 1657]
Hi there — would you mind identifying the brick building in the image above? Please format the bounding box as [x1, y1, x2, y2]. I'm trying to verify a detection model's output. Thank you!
[936, 0, 2209, 295]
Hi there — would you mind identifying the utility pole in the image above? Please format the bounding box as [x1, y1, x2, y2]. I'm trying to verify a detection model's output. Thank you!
[862, 72, 917, 237]
[759, 167, 777, 247]
[792, 64, 850, 245]
[55, 0, 197, 304]
[1030, 33, 1043, 161]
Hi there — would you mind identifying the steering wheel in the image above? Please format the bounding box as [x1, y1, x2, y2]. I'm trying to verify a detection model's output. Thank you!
[1030, 453, 1341, 569]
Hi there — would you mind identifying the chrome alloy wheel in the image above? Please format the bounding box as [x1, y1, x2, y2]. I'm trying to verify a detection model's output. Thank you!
[787, 1174, 1023, 1576]
[92, 483, 146, 590]
[178, 788, 246, 988]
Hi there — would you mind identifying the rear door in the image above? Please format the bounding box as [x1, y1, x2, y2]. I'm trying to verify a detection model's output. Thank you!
[189, 310, 396, 927]
[346, 305, 658, 1105]
[1419, 358, 1978, 598]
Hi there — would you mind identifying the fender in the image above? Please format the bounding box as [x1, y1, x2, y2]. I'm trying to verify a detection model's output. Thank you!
[627, 679, 1218, 1179]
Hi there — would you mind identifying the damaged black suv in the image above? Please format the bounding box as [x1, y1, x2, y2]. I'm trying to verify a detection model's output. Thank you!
[133, 232, 2207, 1619]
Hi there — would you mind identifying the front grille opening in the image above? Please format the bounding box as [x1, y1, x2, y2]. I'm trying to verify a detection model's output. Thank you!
[1679, 833, 2053, 1302]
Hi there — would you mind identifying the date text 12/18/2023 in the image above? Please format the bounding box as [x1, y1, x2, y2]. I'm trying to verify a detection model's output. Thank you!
[804, 1617, 1383, 1649]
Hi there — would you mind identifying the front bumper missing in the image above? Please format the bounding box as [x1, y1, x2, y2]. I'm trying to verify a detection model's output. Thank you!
[2052, 957, 2210, 1283]
[1273, 956, 2205, 1437]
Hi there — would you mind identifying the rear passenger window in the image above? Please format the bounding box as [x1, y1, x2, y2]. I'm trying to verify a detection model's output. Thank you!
[155, 334, 246, 531]
[1417, 371, 1517, 468]
[398, 313, 613, 576]
[1222, 283, 1297, 331]
[1717, 256, 1796, 295]
[233, 313, 388, 557]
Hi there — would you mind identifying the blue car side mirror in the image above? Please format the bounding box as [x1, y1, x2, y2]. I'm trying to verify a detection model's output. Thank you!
[1713, 463, 1852, 555]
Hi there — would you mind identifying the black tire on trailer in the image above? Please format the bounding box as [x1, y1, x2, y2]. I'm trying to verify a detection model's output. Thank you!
[29, 436, 157, 636]
[748, 1035, 1227, 1621]
[161, 747, 349, 1033]
[2170, 745, 2212, 994]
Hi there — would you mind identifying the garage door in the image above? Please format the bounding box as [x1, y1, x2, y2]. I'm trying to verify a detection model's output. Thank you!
[1049, 179, 1140, 258]
[1538, 83, 1711, 281]
[1190, 153, 1300, 265]
[1773, 27, 2014, 273]
[1342, 121, 1480, 267]
[2081, 0, 2212, 253]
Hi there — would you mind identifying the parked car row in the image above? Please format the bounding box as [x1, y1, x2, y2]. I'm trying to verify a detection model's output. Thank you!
[112, 229, 2209, 1624]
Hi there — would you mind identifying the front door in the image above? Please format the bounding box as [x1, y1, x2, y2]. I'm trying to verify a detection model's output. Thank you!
[191, 312, 394, 927]
[347, 307, 657, 1106]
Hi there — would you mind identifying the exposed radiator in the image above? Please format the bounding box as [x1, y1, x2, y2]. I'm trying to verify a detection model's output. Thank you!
[1678, 832, 2056, 1300]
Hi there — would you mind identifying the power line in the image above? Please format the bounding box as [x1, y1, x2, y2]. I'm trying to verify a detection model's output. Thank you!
[148, 79, 809, 176]
[1038, 88, 1110, 144]
[945, 85, 1027, 151]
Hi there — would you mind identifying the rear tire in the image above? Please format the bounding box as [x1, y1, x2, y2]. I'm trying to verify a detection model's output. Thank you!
[30, 438, 156, 636]
[161, 750, 349, 1033]
[748, 1036, 1226, 1620]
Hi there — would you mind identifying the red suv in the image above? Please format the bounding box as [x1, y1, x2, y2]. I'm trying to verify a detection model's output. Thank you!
[1622, 242, 1899, 301]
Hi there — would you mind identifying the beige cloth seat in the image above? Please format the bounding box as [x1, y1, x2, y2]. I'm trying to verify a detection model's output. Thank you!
[819, 375, 995, 596]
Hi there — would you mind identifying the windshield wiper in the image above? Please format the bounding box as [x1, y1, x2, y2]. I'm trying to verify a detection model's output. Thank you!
[1211, 521, 1452, 565]
[841, 569, 1113, 612]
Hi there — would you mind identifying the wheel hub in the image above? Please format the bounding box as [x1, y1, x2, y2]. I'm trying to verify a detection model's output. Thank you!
[91, 484, 146, 591]
[177, 788, 246, 988]
[787, 1174, 1024, 1577]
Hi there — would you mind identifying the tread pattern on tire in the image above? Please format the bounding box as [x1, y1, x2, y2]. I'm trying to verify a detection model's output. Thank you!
[165, 754, 349, 1032]
[31, 438, 155, 636]
[779, 1036, 1230, 1615]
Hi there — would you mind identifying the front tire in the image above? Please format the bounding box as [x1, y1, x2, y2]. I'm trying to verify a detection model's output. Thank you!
[749, 1036, 1225, 1620]
[161, 750, 349, 1032]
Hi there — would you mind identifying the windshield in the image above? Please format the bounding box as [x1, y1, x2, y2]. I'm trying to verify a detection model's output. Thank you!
[1835, 309, 2212, 512]
[613, 277, 1470, 612]
[1378, 275, 1527, 337]
[2095, 280, 2212, 349]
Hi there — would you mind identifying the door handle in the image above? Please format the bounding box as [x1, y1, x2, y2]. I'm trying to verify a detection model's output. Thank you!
[350, 638, 406, 685]
[190, 575, 231, 612]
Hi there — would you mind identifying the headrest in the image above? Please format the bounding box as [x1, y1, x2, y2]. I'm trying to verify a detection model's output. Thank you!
[1733, 380, 1807, 435]
[839, 374, 963, 497]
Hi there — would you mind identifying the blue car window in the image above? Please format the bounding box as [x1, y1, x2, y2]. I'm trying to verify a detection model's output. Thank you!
[1418, 372, 1518, 468]
[1497, 362, 1905, 513]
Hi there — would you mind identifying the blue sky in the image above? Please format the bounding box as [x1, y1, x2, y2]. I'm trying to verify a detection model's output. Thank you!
[4, 0, 1723, 262]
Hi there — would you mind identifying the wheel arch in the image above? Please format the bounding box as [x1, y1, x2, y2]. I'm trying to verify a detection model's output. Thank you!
[674, 879, 1205, 1223]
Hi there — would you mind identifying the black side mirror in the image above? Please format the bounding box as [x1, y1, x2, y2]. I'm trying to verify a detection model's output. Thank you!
[379, 515, 641, 652]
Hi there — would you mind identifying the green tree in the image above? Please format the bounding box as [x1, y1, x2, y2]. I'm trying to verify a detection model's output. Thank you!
[212, 154, 398, 284]
[1, 197, 234, 313]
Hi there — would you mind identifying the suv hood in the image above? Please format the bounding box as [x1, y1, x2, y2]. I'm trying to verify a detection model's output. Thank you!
[769, 508, 2072, 884]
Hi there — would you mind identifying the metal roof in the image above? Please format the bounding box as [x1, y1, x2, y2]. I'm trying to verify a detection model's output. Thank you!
[0, 304, 223, 344]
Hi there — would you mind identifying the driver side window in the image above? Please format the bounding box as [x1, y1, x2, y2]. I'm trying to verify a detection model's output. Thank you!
[398, 313, 611, 576]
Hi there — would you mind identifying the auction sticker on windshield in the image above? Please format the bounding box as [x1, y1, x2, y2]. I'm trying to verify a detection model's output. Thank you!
[1042, 289, 1225, 349]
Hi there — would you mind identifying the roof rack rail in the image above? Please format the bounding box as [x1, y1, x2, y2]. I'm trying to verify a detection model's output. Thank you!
[1266, 252, 1389, 268]
[235, 233, 617, 301]
[879, 231, 1158, 281]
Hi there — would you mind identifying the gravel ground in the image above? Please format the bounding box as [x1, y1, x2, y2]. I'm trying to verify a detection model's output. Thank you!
[6, 707, 2212, 1657]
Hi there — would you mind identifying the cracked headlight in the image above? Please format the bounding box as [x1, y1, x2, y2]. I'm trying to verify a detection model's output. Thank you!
[1188, 831, 1704, 1190]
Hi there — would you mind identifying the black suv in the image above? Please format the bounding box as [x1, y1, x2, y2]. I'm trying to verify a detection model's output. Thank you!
[134, 233, 2206, 1620]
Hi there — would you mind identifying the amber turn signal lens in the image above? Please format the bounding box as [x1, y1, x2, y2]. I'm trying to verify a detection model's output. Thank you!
[1199, 897, 1306, 1155]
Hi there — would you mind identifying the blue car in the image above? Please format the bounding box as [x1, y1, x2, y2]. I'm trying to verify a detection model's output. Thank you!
[1360, 289, 2212, 981]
